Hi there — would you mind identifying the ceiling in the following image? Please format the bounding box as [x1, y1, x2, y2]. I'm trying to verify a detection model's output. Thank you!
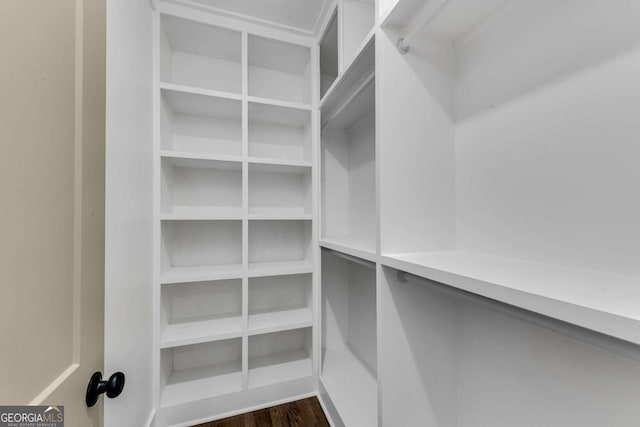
[170, 0, 334, 36]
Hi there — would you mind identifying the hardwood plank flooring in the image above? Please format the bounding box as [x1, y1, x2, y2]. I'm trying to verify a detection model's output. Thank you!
[193, 397, 330, 427]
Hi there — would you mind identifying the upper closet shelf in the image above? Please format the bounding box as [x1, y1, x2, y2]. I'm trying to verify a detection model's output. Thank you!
[321, 32, 374, 126]
[381, 251, 640, 345]
[381, 0, 513, 45]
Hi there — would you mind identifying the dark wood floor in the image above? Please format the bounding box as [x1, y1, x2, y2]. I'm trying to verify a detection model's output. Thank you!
[193, 397, 330, 427]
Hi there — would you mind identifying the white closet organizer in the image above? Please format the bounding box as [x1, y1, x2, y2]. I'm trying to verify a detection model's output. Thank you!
[109, 0, 640, 425]
[153, 7, 317, 425]
[379, 0, 640, 344]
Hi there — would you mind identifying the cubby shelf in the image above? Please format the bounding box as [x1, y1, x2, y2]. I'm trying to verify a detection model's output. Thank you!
[160, 87, 242, 157]
[160, 264, 243, 285]
[248, 260, 314, 278]
[162, 365, 243, 408]
[248, 328, 313, 389]
[380, 252, 640, 345]
[159, 14, 242, 94]
[160, 150, 242, 164]
[248, 308, 313, 336]
[161, 338, 243, 407]
[160, 316, 243, 349]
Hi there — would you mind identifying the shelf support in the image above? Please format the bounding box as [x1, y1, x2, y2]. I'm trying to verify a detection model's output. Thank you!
[396, 0, 452, 54]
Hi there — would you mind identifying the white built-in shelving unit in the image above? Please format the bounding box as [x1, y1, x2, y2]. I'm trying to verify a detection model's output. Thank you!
[319, 3, 378, 426]
[153, 8, 318, 425]
[108, 0, 640, 425]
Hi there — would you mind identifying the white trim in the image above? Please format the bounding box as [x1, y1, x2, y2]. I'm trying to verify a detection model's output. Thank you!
[30, 364, 80, 405]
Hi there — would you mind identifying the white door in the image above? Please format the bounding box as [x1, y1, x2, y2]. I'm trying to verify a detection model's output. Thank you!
[0, 0, 105, 425]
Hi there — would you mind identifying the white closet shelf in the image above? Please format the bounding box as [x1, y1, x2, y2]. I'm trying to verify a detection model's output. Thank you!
[247, 260, 314, 278]
[248, 308, 313, 336]
[320, 30, 374, 112]
[160, 208, 243, 221]
[248, 157, 312, 169]
[160, 150, 242, 164]
[248, 349, 312, 389]
[321, 348, 377, 427]
[161, 362, 242, 408]
[248, 213, 313, 221]
[380, 251, 640, 345]
[159, 82, 242, 102]
[320, 238, 376, 263]
[247, 95, 312, 111]
[160, 264, 243, 284]
[160, 316, 243, 349]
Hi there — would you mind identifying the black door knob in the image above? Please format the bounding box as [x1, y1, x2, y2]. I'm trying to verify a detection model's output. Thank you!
[86, 371, 125, 407]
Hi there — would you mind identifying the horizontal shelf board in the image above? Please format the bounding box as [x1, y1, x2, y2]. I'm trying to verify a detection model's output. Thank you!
[248, 260, 314, 278]
[159, 81, 241, 101]
[248, 308, 313, 335]
[161, 362, 242, 408]
[248, 213, 313, 221]
[160, 316, 243, 348]
[320, 30, 375, 115]
[380, 251, 640, 345]
[248, 162, 311, 175]
[247, 157, 312, 168]
[247, 95, 312, 111]
[249, 349, 312, 389]
[160, 264, 243, 284]
[321, 348, 377, 427]
[320, 237, 377, 263]
[161, 207, 243, 221]
[160, 150, 242, 164]
[162, 155, 242, 171]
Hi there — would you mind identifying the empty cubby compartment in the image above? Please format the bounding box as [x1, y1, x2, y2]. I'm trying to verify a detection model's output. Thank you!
[159, 14, 241, 93]
[160, 338, 242, 407]
[248, 274, 313, 333]
[160, 88, 242, 156]
[248, 327, 313, 388]
[162, 279, 242, 325]
[248, 220, 312, 267]
[248, 35, 311, 104]
[248, 163, 311, 217]
[161, 157, 242, 217]
[248, 102, 312, 162]
[161, 220, 242, 271]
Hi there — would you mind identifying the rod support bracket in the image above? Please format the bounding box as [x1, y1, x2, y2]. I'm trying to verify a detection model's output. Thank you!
[397, 270, 408, 283]
[397, 38, 410, 54]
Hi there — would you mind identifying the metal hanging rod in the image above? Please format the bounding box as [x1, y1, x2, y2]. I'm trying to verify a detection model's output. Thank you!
[324, 248, 375, 269]
[395, 269, 640, 361]
[397, 0, 452, 54]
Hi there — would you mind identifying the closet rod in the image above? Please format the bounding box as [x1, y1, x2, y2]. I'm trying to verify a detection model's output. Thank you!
[397, 0, 452, 54]
[324, 248, 375, 269]
[395, 269, 640, 362]
[321, 72, 375, 131]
